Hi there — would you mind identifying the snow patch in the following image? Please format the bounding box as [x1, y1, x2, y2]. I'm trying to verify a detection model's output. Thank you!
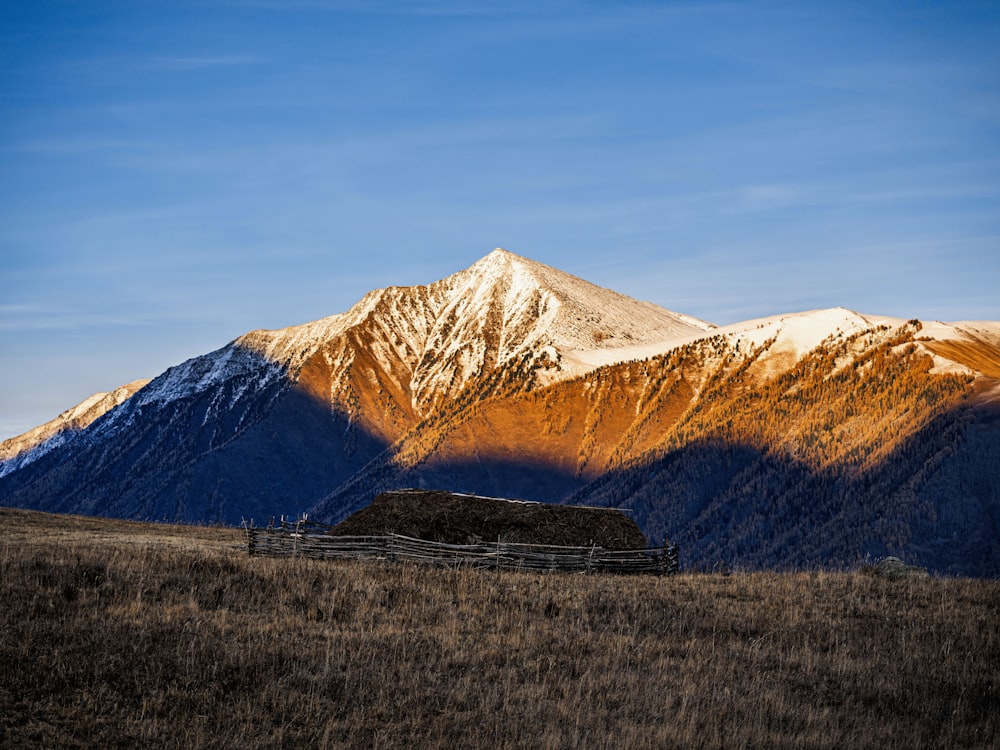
[134, 344, 286, 408]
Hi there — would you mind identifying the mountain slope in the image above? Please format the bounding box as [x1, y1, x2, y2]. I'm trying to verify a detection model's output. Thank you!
[0, 380, 149, 479]
[562, 318, 1000, 575]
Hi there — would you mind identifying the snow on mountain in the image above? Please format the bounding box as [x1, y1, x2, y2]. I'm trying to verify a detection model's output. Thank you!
[235, 248, 715, 415]
[130, 343, 288, 408]
[563, 308, 881, 377]
[0, 379, 149, 478]
[453, 249, 713, 352]
[537, 307, 1000, 450]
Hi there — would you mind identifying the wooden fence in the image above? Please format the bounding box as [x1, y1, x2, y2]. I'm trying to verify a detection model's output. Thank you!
[245, 518, 680, 575]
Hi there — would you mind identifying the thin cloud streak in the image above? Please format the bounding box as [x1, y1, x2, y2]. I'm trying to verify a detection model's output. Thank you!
[147, 55, 262, 70]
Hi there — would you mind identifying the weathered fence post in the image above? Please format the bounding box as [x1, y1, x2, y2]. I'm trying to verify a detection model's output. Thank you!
[242, 518, 255, 557]
[662, 538, 680, 576]
[292, 516, 301, 558]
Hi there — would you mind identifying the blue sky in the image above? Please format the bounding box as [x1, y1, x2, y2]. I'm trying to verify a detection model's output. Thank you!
[2, 1, 999, 440]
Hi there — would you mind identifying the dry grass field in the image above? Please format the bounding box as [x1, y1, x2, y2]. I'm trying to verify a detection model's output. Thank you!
[1, 507, 997, 749]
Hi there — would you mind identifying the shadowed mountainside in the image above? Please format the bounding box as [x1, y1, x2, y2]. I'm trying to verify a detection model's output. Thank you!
[0, 346, 391, 524]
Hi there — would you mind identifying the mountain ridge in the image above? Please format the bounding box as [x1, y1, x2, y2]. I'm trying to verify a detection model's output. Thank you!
[0, 379, 150, 479]
[2, 249, 998, 574]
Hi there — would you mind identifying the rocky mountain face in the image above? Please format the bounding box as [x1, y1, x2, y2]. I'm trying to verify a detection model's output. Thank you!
[2, 249, 998, 575]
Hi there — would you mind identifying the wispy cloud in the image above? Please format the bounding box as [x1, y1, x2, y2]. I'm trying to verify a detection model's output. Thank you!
[147, 55, 261, 71]
[11, 138, 154, 155]
[733, 184, 807, 211]
[0, 304, 44, 319]
[218, 0, 546, 14]
[0, 305, 159, 333]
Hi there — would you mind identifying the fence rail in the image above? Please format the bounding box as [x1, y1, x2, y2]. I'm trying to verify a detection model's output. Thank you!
[245, 518, 679, 575]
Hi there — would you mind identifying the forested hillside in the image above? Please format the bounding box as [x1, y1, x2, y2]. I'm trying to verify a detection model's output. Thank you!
[571, 322, 999, 575]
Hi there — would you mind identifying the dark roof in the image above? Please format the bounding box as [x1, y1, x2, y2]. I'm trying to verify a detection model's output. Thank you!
[331, 489, 648, 549]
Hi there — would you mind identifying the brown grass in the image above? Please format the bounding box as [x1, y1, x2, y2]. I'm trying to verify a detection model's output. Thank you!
[1, 507, 997, 749]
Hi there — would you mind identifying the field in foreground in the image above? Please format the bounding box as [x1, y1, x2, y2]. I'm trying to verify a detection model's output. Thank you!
[1, 508, 997, 749]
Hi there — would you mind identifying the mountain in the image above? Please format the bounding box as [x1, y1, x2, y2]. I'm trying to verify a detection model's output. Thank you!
[0, 380, 149, 479]
[0, 250, 709, 526]
[2, 249, 998, 575]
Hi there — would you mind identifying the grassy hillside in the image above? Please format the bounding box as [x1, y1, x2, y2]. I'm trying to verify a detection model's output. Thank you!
[1, 508, 997, 749]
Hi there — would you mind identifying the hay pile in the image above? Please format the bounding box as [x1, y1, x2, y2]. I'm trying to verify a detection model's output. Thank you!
[331, 489, 648, 550]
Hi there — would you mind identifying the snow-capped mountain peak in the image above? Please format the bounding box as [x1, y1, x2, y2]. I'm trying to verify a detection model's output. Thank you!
[221, 249, 715, 416]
